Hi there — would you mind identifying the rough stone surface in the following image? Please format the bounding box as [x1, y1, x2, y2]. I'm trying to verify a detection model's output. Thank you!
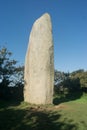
[24, 13, 54, 104]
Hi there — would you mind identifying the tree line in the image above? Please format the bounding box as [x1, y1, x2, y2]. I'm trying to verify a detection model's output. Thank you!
[0, 46, 87, 100]
[54, 69, 87, 94]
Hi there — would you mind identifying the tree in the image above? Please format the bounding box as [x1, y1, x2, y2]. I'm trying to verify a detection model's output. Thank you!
[70, 69, 87, 92]
[0, 47, 17, 82]
[54, 70, 70, 94]
[62, 77, 81, 93]
[12, 65, 24, 87]
[0, 47, 24, 98]
[54, 70, 67, 85]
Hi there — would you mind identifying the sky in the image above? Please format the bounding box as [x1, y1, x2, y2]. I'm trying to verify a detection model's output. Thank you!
[0, 0, 87, 72]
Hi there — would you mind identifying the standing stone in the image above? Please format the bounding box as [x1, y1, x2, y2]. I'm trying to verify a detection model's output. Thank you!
[24, 13, 54, 104]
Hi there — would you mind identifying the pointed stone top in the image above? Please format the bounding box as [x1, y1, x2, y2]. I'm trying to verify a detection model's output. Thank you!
[36, 12, 51, 22]
[41, 12, 51, 18]
[32, 13, 52, 32]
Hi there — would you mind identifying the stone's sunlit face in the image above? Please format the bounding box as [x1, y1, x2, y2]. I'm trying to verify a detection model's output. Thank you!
[24, 13, 54, 105]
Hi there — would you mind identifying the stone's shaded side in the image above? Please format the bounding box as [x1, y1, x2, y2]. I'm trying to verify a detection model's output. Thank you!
[24, 13, 54, 104]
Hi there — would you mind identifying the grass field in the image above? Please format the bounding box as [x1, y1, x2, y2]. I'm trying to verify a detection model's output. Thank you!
[0, 93, 87, 130]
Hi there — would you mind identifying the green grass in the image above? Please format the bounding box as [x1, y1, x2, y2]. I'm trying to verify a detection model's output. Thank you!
[0, 93, 87, 130]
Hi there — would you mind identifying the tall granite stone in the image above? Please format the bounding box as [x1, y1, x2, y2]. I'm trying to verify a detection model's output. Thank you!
[24, 13, 54, 104]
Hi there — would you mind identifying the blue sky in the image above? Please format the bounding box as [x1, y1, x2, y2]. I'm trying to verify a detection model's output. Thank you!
[0, 0, 87, 72]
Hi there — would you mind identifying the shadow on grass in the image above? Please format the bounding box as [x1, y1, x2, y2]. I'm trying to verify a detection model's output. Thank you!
[0, 100, 78, 130]
[53, 91, 83, 105]
[0, 99, 21, 109]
